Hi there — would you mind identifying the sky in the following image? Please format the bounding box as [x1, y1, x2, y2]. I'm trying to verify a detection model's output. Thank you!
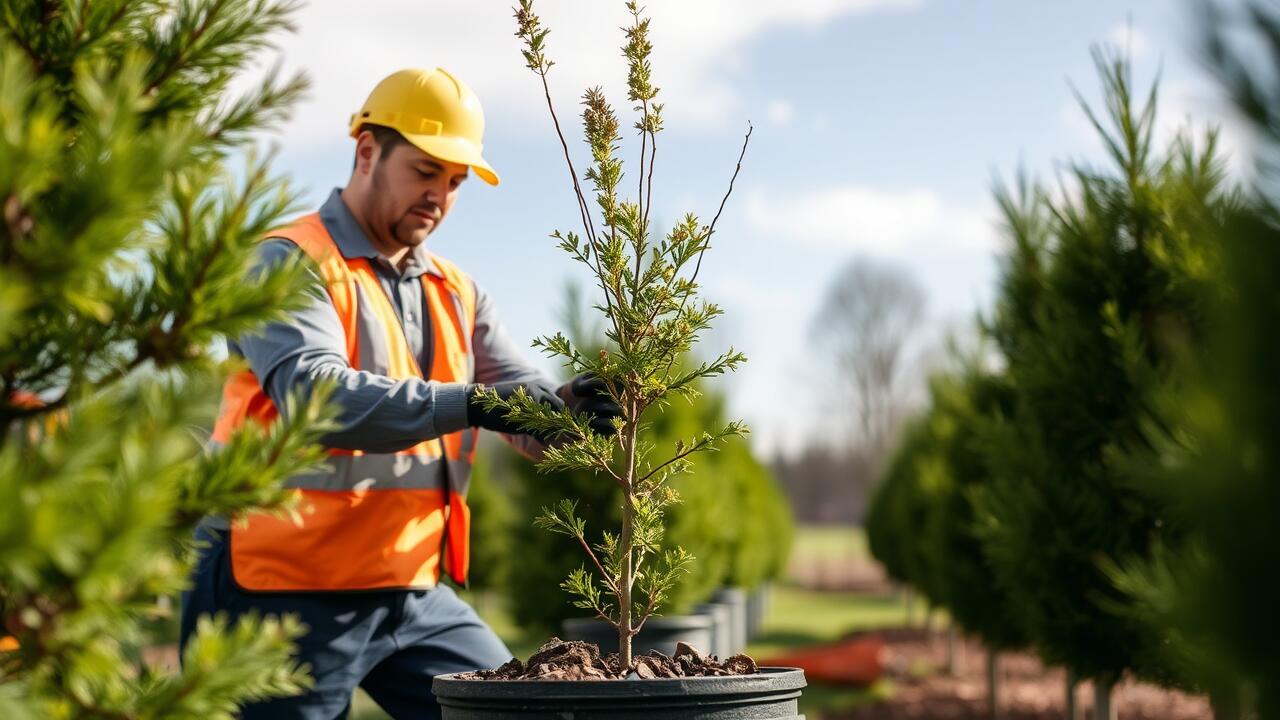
[240, 1, 1250, 458]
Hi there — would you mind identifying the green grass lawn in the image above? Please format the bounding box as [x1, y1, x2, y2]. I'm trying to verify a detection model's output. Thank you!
[787, 524, 870, 569]
[747, 583, 908, 659]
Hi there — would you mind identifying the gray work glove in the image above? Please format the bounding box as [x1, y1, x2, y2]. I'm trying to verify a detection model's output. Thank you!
[561, 373, 624, 437]
[465, 379, 565, 439]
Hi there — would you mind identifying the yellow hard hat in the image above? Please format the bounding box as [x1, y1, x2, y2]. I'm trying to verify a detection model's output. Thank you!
[350, 68, 500, 186]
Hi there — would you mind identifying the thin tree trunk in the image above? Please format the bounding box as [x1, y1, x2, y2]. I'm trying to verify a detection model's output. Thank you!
[617, 415, 639, 670]
[1095, 679, 1117, 720]
[1065, 669, 1079, 720]
[904, 586, 916, 627]
[986, 650, 1000, 720]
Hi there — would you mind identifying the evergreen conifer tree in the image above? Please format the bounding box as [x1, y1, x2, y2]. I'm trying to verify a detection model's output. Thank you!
[1109, 4, 1280, 716]
[920, 366, 1026, 655]
[500, 1, 752, 667]
[868, 362, 1030, 715]
[0, 2, 336, 716]
[866, 418, 937, 598]
[975, 50, 1231, 701]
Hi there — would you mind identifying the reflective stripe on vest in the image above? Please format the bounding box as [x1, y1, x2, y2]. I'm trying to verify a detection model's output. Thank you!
[211, 212, 478, 591]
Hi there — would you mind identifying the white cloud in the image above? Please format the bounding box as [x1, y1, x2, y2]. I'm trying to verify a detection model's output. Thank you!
[1105, 22, 1151, 60]
[235, 0, 924, 145]
[766, 99, 796, 126]
[745, 185, 997, 253]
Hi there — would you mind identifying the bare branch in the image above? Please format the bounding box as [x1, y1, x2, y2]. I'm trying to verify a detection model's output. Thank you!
[689, 123, 752, 291]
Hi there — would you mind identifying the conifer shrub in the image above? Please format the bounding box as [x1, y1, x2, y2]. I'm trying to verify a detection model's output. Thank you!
[974, 50, 1231, 688]
[1108, 3, 1280, 713]
[0, 2, 336, 716]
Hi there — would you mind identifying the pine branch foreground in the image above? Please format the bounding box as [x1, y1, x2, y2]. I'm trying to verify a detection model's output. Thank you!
[0, 1, 339, 717]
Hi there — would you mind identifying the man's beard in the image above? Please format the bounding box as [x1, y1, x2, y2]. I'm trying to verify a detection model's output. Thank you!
[371, 165, 433, 247]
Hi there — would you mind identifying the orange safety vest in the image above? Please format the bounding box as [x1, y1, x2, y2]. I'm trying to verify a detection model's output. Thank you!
[211, 213, 479, 591]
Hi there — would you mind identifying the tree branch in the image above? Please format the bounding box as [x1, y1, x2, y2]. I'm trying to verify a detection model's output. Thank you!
[575, 532, 620, 597]
[661, 123, 751, 378]
[147, 0, 230, 94]
[643, 124, 657, 231]
[630, 589, 660, 636]
[688, 123, 751, 295]
[637, 444, 699, 484]
[536, 69, 629, 344]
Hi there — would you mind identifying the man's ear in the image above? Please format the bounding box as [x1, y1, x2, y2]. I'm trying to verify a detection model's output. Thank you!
[353, 130, 379, 175]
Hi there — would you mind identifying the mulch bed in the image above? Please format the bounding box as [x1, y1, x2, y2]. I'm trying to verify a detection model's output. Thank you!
[828, 628, 1212, 720]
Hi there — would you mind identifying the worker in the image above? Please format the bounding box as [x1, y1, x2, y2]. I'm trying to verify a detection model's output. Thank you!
[180, 67, 622, 719]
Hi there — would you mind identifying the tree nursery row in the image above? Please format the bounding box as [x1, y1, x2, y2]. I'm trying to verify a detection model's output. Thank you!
[867, 6, 1280, 719]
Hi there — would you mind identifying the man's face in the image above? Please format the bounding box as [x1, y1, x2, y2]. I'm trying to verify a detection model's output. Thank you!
[366, 140, 469, 250]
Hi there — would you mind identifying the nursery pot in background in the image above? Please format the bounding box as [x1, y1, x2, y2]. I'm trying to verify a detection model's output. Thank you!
[561, 615, 714, 658]
[746, 583, 772, 641]
[711, 587, 748, 654]
[432, 667, 808, 719]
[694, 602, 734, 659]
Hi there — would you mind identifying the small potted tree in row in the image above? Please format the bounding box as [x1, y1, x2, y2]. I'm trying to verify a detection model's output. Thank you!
[431, 2, 805, 717]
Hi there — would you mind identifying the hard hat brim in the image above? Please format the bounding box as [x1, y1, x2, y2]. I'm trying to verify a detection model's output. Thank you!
[402, 132, 500, 186]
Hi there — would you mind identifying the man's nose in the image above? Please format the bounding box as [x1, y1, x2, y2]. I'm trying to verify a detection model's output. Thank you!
[428, 177, 455, 200]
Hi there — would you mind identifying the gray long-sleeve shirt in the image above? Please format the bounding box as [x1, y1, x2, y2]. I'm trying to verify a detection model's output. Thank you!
[230, 188, 556, 457]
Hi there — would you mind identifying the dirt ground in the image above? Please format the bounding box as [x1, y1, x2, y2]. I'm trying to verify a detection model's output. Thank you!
[831, 628, 1212, 720]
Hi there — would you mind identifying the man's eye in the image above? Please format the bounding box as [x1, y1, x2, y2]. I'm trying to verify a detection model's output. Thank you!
[417, 169, 435, 179]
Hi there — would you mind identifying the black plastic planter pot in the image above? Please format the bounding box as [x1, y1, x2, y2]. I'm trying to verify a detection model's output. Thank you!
[432, 666, 807, 719]
[561, 615, 713, 658]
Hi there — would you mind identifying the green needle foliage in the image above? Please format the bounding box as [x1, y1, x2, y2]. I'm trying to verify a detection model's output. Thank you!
[1107, 4, 1280, 715]
[975, 49, 1233, 688]
[868, 359, 1027, 654]
[503, 0, 752, 668]
[501, 363, 790, 637]
[926, 368, 1026, 653]
[1177, 5, 1280, 713]
[0, 1, 336, 716]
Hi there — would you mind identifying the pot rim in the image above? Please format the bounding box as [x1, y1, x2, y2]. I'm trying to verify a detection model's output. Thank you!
[432, 666, 806, 698]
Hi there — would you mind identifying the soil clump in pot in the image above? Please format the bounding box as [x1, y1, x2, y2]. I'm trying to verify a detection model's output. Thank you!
[459, 638, 758, 681]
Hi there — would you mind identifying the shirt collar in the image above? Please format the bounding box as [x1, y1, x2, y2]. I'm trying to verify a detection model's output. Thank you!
[318, 188, 443, 279]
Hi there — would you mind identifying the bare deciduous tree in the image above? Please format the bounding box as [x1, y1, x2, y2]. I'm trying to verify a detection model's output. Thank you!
[811, 256, 927, 466]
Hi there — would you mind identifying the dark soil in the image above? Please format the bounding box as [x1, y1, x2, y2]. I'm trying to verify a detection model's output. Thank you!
[829, 628, 1212, 720]
[458, 638, 759, 681]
